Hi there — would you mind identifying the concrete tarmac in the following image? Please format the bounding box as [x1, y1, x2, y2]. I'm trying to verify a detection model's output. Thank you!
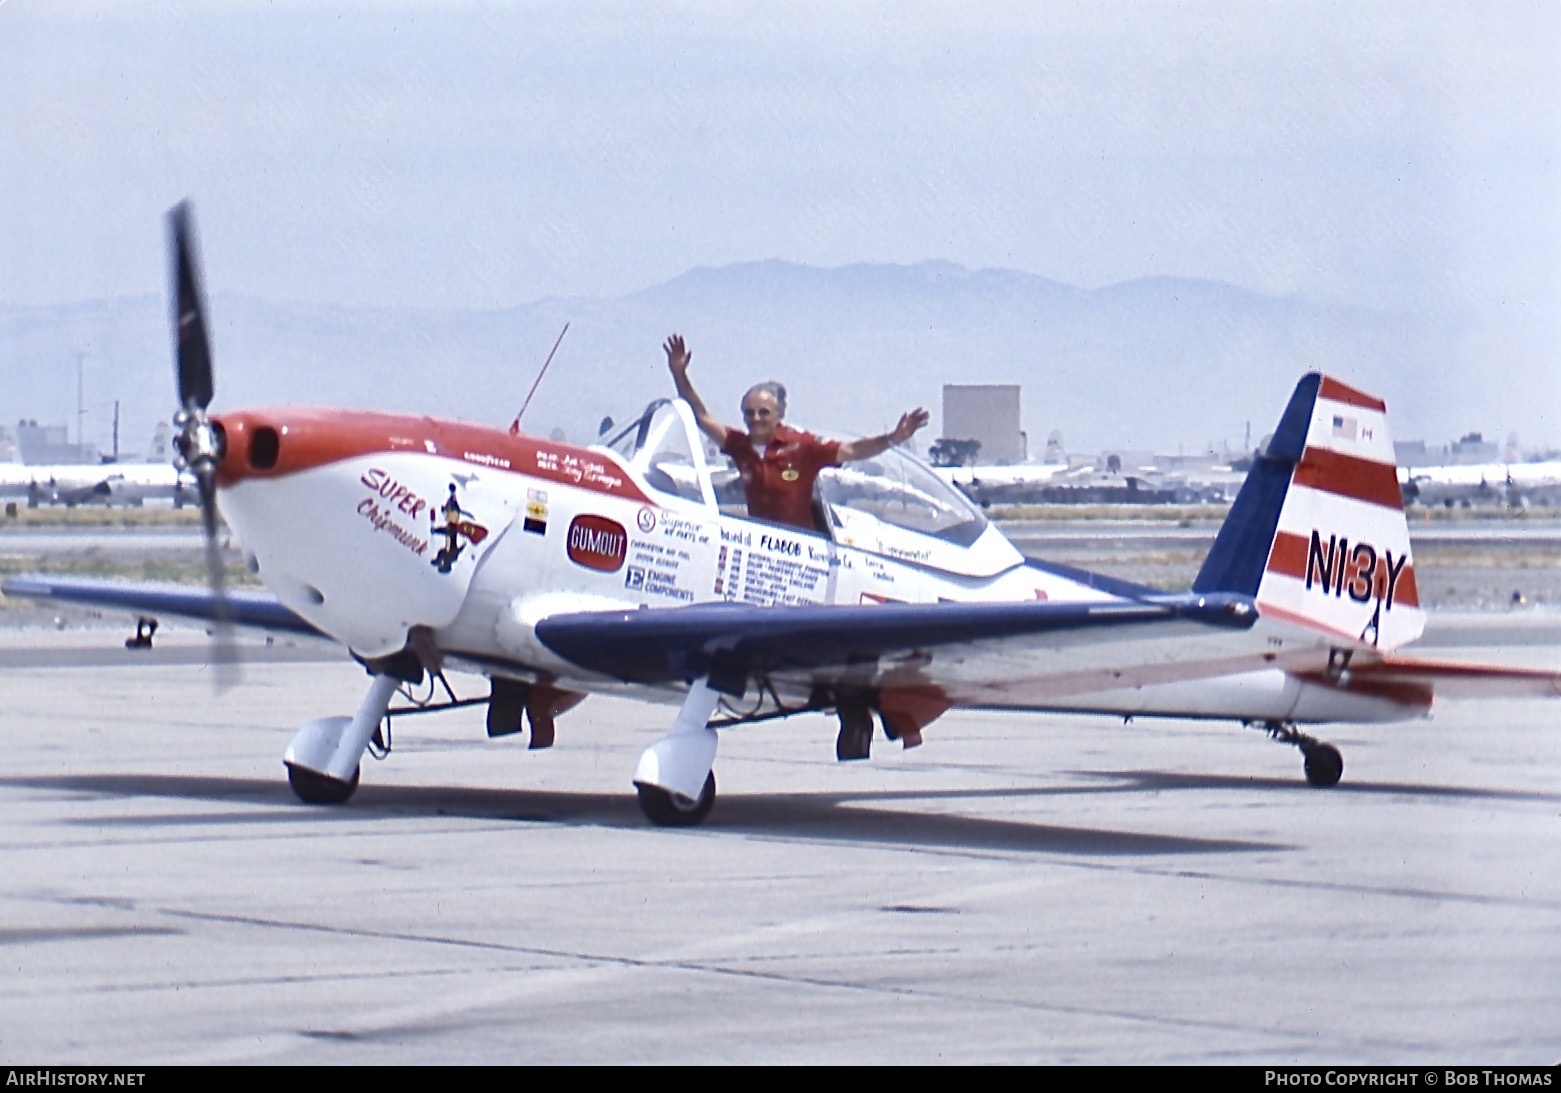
[0, 620, 1557, 1065]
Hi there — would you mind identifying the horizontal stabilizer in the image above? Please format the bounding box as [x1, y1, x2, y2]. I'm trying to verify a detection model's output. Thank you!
[1309, 654, 1561, 701]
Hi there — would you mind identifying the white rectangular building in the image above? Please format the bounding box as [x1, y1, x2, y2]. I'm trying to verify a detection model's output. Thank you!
[941, 384, 1023, 465]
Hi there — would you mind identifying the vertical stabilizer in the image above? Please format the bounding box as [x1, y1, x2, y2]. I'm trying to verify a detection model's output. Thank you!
[1194, 375, 1423, 650]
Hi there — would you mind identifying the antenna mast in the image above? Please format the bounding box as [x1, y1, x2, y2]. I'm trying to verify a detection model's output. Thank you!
[76, 352, 86, 450]
[510, 323, 570, 435]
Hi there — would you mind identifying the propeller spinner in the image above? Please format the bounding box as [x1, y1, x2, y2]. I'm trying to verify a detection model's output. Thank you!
[166, 201, 237, 684]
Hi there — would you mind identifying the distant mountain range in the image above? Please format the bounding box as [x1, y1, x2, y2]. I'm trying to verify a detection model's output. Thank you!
[0, 261, 1490, 458]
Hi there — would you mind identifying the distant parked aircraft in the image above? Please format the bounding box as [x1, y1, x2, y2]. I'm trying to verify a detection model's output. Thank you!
[0, 461, 197, 508]
[1398, 461, 1561, 509]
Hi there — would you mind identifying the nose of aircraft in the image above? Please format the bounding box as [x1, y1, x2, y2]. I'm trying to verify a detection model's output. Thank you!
[209, 407, 521, 660]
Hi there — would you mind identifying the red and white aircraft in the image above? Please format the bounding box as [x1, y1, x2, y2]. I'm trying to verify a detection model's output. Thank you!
[7, 204, 1558, 825]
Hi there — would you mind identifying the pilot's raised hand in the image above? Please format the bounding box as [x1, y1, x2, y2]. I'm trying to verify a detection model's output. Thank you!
[664, 333, 728, 446]
[663, 334, 691, 375]
[891, 408, 931, 445]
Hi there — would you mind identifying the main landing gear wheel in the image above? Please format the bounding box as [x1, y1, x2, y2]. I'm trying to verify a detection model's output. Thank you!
[1302, 743, 1344, 788]
[286, 762, 361, 805]
[636, 771, 716, 827]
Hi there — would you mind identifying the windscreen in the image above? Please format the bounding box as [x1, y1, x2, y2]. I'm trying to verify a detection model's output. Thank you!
[817, 447, 988, 547]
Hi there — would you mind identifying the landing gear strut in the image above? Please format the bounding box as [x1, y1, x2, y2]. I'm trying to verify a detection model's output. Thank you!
[634, 678, 722, 826]
[283, 674, 399, 805]
[1259, 720, 1344, 787]
[835, 698, 874, 761]
[125, 617, 158, 650]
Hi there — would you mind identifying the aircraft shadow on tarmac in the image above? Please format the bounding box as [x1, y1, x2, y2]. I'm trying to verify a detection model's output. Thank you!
[5, 767, 1554, 857]
[1074, 768, 1561, 804]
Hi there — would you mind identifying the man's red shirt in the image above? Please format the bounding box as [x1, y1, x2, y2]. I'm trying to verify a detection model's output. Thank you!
[722, 423, 842, 531]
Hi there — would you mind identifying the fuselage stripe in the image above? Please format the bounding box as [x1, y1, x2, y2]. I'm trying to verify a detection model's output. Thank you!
[213, 408, 652, 503]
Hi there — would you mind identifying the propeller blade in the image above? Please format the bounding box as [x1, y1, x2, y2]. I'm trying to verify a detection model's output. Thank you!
[193, 465, 237, 685]
[167, 201, 214, 413]
[167, 200, 239, 689]
[198, 467, 240, 691]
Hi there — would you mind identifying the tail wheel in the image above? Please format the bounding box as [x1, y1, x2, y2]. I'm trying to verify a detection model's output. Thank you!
[636, 771, 716, 827]
[286, 762, 361, 805]
[1303, 743, 1344, 788]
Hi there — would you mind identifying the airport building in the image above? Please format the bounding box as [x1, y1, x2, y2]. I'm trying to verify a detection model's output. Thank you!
[1396, 433, 1503, 468]
[940, 384, 1024, 465]
[14, 420, 98, 465]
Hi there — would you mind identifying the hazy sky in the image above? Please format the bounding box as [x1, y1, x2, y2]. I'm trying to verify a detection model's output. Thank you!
[2, 1, 1557, 437]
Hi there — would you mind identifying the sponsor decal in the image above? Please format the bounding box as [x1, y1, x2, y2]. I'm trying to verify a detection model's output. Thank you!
[524, 499, 549, 536]
[430, 483, 490, 574]
[567, 514, 628, 572]
[626, 563, 693, 602]
[637, 507, 657, 533]
[759, 532, 801, 556]
[463, 450, 511, 470]
[655, 514, 711, 545]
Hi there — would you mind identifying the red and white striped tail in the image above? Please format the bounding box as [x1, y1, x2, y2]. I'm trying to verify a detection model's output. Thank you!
[1257, 376, 1424, 650]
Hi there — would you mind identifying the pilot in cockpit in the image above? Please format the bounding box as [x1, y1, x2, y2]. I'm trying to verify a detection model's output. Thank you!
[663, 333, 930, 532]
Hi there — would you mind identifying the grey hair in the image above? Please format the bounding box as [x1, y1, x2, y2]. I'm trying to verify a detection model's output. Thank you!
[743, 381, 787, 416]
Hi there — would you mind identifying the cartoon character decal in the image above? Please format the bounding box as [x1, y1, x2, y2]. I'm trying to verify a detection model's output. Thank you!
[431, 482, 490, 574]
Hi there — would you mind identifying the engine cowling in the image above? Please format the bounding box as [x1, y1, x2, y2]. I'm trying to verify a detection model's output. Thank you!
[215, 410, 519, 658]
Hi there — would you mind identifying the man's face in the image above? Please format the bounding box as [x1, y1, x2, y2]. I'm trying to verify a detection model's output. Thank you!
[740, 391, 781, 446]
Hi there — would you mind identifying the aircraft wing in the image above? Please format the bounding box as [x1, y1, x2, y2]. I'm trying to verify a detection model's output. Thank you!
[1, 575, 322, 636]
[534, 593, 1264, 697]
[534, 595, 1561, 716]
